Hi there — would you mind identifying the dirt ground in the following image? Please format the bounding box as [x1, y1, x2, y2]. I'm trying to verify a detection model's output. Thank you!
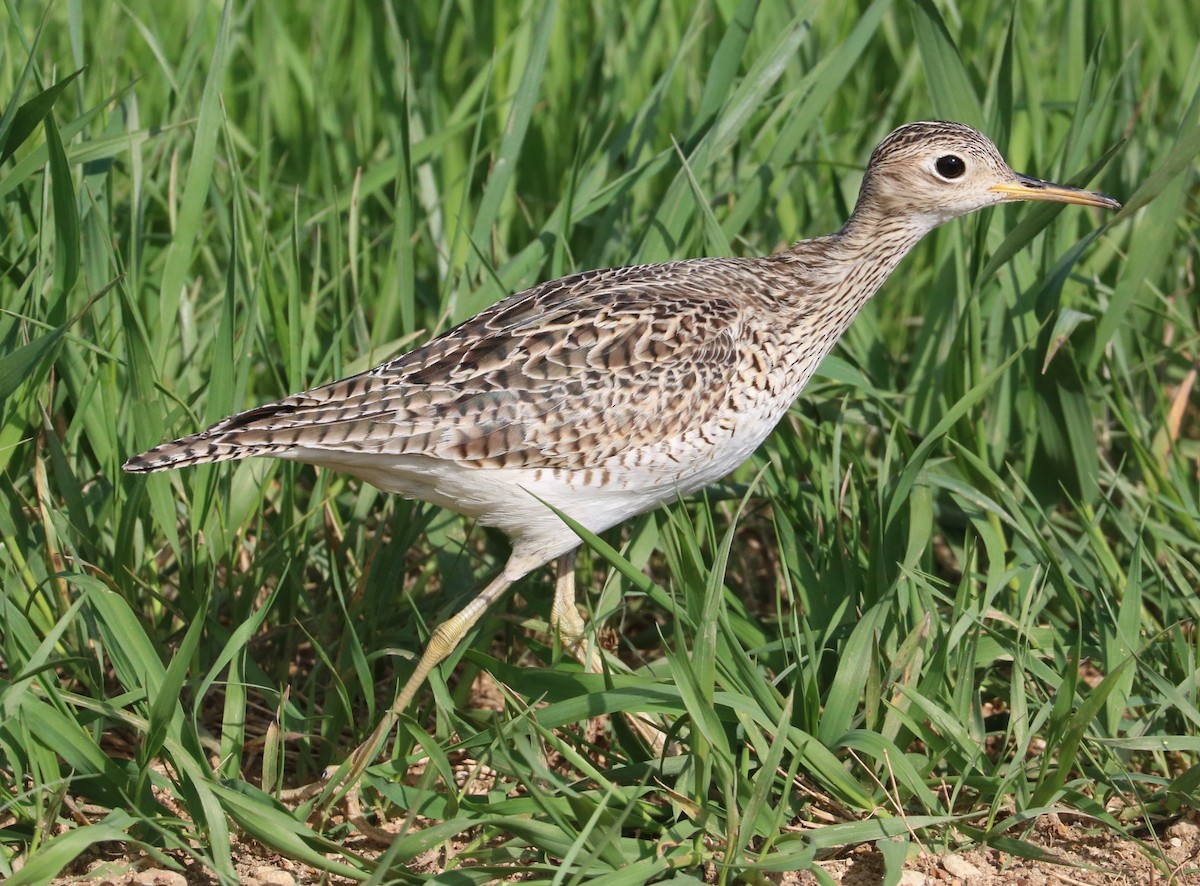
[35, 667, 1200, 886]
[50, 810, 1200, 885]
[36, 650, 1200, 884]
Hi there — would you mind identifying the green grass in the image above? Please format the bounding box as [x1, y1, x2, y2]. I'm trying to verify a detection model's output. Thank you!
[2, 0, 1198, 882]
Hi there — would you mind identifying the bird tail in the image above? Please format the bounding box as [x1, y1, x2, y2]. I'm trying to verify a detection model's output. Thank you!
[123, 369, 395, 474]
[122, 398, 315, 474]
[122, 428, 284, 473]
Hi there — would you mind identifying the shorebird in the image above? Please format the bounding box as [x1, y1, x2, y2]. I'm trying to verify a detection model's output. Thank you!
[125, 121, 1118, 783]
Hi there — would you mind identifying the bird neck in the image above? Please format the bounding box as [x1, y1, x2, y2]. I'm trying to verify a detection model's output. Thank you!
[773, 205, 932, 325]
[832, 204, 933, 276]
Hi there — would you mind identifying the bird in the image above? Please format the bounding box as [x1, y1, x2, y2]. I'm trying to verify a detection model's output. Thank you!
[125, 121, 1119, 783]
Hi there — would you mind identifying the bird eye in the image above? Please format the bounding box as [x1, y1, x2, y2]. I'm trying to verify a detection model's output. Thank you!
[935, 155, 967, 179]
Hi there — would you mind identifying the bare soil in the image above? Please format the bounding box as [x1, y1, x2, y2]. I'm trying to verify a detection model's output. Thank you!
[36, 634, 1200, 884]
[44, 810, 1200, 885]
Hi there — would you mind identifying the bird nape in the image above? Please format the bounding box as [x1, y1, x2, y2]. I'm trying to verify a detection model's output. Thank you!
[125, 120, 1120, 789]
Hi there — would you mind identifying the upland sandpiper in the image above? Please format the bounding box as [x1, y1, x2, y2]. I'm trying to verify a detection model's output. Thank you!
[126, 121, 1119, 784]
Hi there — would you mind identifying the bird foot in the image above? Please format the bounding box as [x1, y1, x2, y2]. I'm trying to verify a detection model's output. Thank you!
[277, 778, 396, 845]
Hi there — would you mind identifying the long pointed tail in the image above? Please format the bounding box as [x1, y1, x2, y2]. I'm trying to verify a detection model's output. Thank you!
[123, 369, 395, 474]
[122, 428, 283, 473]
[122, 397, 319, 473]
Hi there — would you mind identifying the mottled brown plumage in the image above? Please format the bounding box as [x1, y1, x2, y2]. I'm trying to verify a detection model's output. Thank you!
[125, 121, 1118, 779]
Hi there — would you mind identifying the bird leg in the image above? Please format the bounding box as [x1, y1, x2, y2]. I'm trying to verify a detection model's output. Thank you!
[292, 549, 667, 819]
[545, 549, 671, 756]
[548, 549, 598, 671]
[306, 567, 519, 806]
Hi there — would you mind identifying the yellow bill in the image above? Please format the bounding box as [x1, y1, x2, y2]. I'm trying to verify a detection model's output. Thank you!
[989, 174, 1121, 209]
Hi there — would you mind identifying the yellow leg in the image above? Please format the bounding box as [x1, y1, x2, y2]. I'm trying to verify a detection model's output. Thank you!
[549, 550, 597, 670]
[289, 548, 669, 818]
[320, 566, 519, 799]
[545, 549, 671, 756]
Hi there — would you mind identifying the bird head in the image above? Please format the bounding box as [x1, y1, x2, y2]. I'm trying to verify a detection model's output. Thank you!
[853, 121, 1120, 232]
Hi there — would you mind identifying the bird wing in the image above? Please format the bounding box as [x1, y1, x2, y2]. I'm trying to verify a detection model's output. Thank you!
[128, 260, 755, 473]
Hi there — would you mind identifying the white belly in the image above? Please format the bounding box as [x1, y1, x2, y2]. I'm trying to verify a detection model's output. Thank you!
[285, 408, 773, 565]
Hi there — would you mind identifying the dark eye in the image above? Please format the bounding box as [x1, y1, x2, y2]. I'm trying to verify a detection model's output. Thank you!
[935, 155, 966, 179]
